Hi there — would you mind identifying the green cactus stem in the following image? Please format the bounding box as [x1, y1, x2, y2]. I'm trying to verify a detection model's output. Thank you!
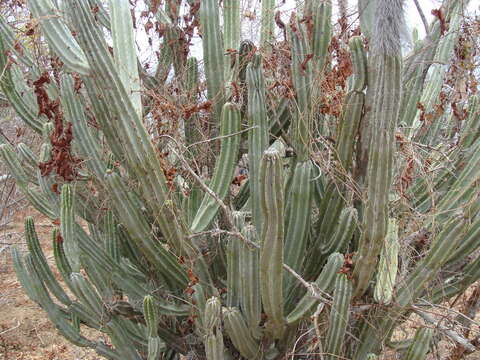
[247, 54, 270, 234]
[405, 328, 434, 360]
[374, 218, 399, 305]
[223, 307, 262, 359]
[190, 103, 242, 233]
[200, 0, 225, 121]
[353, 0, 403, 297]
[324, 274, 353, 360]
[259, 149, 286, 339]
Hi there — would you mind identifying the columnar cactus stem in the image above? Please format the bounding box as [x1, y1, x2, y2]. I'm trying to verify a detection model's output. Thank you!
[143, 295, 166, 359]
[105, 211, 120, 263]
[431, 254, 480, 303]
[227, 222, 242, 308]
[11, 248, 41, 305]
[307, 36, 365, 276]
[396, 218, 465, 307]
[238, 225, 262, 338]
[81, 77, 123, 161]
[284, 161, 312, 295]
[3, 63, 42, 131]
[205, 333, 225, 360]
[320, 207, 357, 258]
[223, 0, 240, 80]
[259, 149, 285, 339]
[70, 0, 188, 254]
[70, 272, 104, 318]
[286, 252, 343, 324]
[0, 16, 35, 68]
[25, 217, 71, 306]
[203, 298, 226, 359]
[61, 184, 80, 272]
[374, 218, 399, 305]
[0, 144, 29, 188]
[247, 54, 269, 233]
[436, 141, 480, 219]
[52, 228, 73, 286]
[353, 0, 404, 297]
[61, 74, 105, 178]
[109, 0, 142, 119]
[312, 0, 332, 71]
[17, 143, 38, 178]
[27, 0, 90, 74]
[200, 0, 225, 121]
[106, 318, 143, 360]
[288, 14, 313, 161]
[413, 1, 466, 143]
[348, 36, 368, 92]
[405, 328, 434, 360]
[459, 95, 480, 149]
[324, 274, 353, 360]
[190, 103, 242, 232]
[260, 0, 276, 49]
[204, 297, 222, 332]
[105, 171, 189, 289]
[358, 0, 376, 39]
[184, 57, 201, 150]
[223, 307, 261, 359]
[20, 253, 96, 348]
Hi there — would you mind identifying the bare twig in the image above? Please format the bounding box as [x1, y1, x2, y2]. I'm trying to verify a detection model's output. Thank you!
[313, 303, 326, 360]
[187, 229, 245, 240]
[412, 306, 478, 353]
[186, 126, 256, 148]
[412, 0, 430, 35]
[417, 299, 480, 329]
[447, 284, 480, 360]
[0, 321, 20, 336]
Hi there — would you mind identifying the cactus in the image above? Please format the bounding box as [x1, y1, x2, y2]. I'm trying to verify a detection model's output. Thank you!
[374, 218, 399, 305]
[405, 328, 434, 360]
[324, 274, 353, 360]
[238, 224, 262, 338]
[2, 0, 479, 358]
[204, 297, 225, 360]
[353, 0, 403, 297]
[144, 295, 166, 359]
[190, 103, 241, 232]
[259, 149, 286, 339]
[223, 307, 261, 359]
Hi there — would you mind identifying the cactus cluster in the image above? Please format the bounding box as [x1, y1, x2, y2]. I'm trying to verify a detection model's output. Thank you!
[1, 0, 479, 359]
